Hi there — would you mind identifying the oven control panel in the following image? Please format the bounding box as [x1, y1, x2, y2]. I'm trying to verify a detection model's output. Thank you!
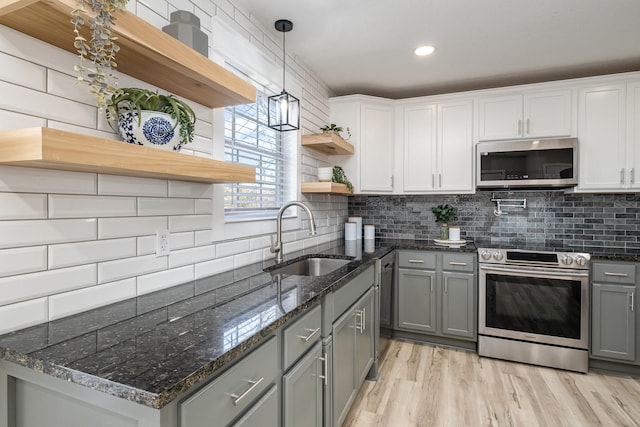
[478, 248, 590, 269]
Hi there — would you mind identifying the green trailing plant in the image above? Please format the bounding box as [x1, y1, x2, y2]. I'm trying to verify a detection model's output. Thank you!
[320, 123, 351, 140]
[72, 0, 129, 110]
[332, 166, 353, 193]
[107, 88, 196, 145]
[431, 204, 458, 224]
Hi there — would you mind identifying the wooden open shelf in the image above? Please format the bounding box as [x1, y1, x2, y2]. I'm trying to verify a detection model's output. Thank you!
[301, 133, 354, 155]
[0, 0, 255, 108]
[0, 128, 256, 183]
[301, 182, 351, 194]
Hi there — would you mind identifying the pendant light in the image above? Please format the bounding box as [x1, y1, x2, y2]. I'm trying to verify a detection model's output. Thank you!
[268, 19, 300, 132]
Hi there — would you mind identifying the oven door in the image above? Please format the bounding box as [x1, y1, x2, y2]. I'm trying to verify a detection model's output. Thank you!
[479, 264, 589, 349]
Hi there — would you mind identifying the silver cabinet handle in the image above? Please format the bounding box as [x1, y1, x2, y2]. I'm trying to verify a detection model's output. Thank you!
[438, 173, 442, 187]
[431, 174, 435, 187]
[517, 119, 522, 136]
[526, 118, 530, 134]
[408, 259, 425, 264]
[621, 168, 625, 185]
[362, 307, 366, 332]
[631, 168, 635, 185]
[631, 292, 635, 312]
[604, 272, 628, 277]
[319, 353, 328, 385]
[430, 282, 433, 293]
[297, 327, 320, 342]
[390, 175, 394, 188]
[449, 262, 467, 266]
[230, 377, 264, 406]
[355, 310, 364, 333]
[444, 281, 448, 294]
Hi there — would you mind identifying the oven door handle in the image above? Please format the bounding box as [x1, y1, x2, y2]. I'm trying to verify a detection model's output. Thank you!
[479, 264, 589, 278]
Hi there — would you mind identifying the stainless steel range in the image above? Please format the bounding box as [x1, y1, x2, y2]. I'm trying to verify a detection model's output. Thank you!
[478, 248, 590, 373]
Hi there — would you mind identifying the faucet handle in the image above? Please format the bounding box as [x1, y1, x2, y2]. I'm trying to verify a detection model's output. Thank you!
[270, 234, 280, 253]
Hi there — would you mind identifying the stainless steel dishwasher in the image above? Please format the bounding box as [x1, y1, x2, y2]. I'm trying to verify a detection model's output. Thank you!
[369, 251, 395, 380]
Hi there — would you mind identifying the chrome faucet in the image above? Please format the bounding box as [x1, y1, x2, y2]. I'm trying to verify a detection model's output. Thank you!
[270, 201, 317, 264]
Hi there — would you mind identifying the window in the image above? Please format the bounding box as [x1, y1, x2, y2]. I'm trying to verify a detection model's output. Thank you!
[224, 92, 289, 220]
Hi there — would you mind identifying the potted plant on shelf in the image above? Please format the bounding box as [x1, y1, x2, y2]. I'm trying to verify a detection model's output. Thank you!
[107, 88, 196, 152]
[72, 0, 129, 110]
[320, 123, 351, 140]
[431, 204, 458, 240]
[332, 166, 354, 193]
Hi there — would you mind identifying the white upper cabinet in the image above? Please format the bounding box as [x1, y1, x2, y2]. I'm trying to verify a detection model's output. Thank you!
[478, 89, 573, 141]
[329, 96, 394, 194]
[403, 99, 473, 193]
[628, 81, 640, 190]
[577, 84, 627, 191]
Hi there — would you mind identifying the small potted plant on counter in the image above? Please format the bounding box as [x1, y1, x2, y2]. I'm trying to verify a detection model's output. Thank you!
[431, 204, 458, 240]
[107, 87, 196, 152]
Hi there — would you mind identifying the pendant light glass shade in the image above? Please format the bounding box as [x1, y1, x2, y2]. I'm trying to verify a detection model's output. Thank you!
[268, 19, 300, 132]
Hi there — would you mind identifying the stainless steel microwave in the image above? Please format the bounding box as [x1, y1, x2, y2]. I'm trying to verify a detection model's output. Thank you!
[476, 138, 578, 189]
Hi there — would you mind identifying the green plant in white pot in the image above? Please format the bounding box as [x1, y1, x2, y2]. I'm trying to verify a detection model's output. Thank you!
[107, 88, 196, 151]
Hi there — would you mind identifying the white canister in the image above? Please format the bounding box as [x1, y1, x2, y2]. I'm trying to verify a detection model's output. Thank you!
[448, 226, 461, 241]
[364, 239, 375, 253]
[317, 167, 333, 182]
[348, 216, 362, 239]
[345, 222, 357, 240]
[345, 239, 357, 257]
[364, 224, 375, 240]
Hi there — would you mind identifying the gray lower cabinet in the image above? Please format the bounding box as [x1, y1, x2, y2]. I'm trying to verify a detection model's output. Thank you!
[396, 251, 477, 342]
[591, 261, 638, 364]
[233, 384, 279, 427]
[282, 342, 323, 427]
[331, 287, 375, 427]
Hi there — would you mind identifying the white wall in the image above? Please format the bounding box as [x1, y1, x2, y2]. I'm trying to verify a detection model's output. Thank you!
[0, 0, 347, 334]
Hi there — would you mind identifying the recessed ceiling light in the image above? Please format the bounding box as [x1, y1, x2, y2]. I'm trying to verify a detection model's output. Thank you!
[414, 45, 435, 56]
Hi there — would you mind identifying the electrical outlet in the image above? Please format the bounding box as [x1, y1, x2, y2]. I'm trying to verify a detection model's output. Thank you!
[156, 230, 170, 257]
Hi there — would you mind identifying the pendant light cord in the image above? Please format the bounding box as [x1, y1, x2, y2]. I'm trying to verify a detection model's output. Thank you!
[281, 29, 286, 91]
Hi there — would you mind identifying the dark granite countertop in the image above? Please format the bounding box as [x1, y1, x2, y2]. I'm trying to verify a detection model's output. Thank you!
[0, 238, 477, 410]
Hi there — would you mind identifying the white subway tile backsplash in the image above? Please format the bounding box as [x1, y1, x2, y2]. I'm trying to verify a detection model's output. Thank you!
[0, 166, 97, 194]
[137, 235, 156, 255]
[250, 235, 271, 250]
[48, 238, 137, 269]
[137, 266, 194, 295]
[195, 198, 212, 214]
[47, 69, 95, 106]
[215, 239, 250, 257]
[48, 278, 136, 320]
[0, 247, 47, 278]
[169, 244, 215, 268]
[0, 218, 97, 249]
[0, 52, 46, 90]
[0, 298, 48, 335]
[0, 265, 96, 306]
[137, 231, 194, 255]
[194, 230, 213, 246]
[49, 195, 137, 218]
[0, 110, 46, 131]
[169, 214, 212, 232]
[0, 81, 96, 128]
[98, 216, 167, 239]
[97, 254, 167, 284]
[137, 197, 194, 216]
[233, 249, 262, 268]
[195, 255, 234, 278]
[98, 174, 168, 197]
[168, 181, 213, 198]
[0, 193, 47, 219]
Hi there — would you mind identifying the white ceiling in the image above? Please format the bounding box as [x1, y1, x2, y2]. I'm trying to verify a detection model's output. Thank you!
[229, 0, 640, 99]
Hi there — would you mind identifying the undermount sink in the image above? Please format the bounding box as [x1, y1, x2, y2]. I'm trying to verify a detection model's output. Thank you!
[268, 257, 352, 277]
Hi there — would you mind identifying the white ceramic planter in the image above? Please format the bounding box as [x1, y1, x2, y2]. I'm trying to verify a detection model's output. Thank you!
[117, 110, 183, 151]
[317, 167, 333, 181]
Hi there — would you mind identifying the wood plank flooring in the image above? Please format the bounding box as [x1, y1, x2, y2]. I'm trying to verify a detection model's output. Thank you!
[344, 339, 640, 427]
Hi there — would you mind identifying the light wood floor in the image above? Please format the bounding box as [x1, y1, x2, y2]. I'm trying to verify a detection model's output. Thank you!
[344, 339, 640, 427]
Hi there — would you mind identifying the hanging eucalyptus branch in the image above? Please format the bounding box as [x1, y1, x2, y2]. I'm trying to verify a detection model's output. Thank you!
[71, 0, 128, 110]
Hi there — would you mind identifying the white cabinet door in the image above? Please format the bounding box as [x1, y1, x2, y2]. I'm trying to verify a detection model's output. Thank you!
[478, 95, 522, 140]
[403, 105, 436, 192]
[438, 100, 474, 192]
[524, 90, 573, 138]
[478, 90, 572, 141]
[360, 103, 394, 192]
[628, 81, 640, 190]
[577, 84, 627, 191]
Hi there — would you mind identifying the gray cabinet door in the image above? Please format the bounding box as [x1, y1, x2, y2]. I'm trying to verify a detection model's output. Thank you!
[397, 268, 437, 333]
[332, 307, 357, 427]
[283, 342, 323, 427]
[591, 283, 636, 362]
[232, 385, 279, 427]
[442, 272, 475, 339]
[355, 288, 375, 386]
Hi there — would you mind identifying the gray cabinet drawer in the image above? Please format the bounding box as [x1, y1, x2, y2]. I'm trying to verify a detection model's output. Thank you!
[283, 304, 322, 370]
[333, 265, 375, 321]
[593, 262, 637, 285]
[398, 251, 436, 269]
[442, 253, 475, 273]
[180, 336, 279, 427]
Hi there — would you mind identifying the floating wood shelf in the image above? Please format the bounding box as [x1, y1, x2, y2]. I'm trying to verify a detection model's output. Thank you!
[0, 0, 256, 108]
[301, 182, 351, 194]
[301, 133, 354, 155]
[0, 128, 256, 183]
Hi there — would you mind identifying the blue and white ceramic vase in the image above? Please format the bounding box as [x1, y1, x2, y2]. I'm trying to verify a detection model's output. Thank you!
[117, 110, 183, 151]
